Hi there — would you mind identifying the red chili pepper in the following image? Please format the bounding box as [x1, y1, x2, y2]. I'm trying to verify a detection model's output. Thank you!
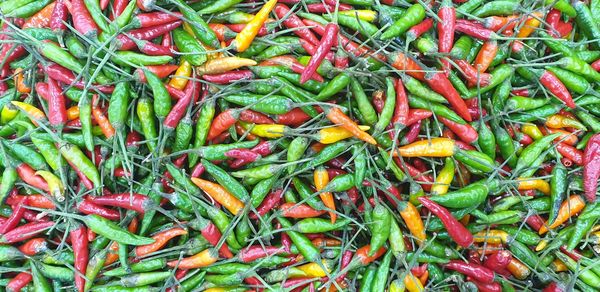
[275, 4, 320, 46]
[539, 70, 575, 108]
[87, 193, 152, 214]
[0, 44, 26, 78]
[397, 158, 434, 191]
[202, 70, 254, 84]
[306, 3, 351, 13]
[556, 142, 583, 165]
[583, 134, 600, 202]
[439, 117, 478, 144]
[131, 12, 182, 28]
[280, 202, 326, 218]
[250, 189, 283, 219]
[70, 0, 100, 37]
[419, 197, 473, 247]
[110, 0, 130, 20]
[207, 109, 238, 140]
[6, 271, 33, 292]
[238, 245, 286, 262]
[437, 0, 455, 73]
[591, 59, 600, 71]
[50, 0, 68, 33]
[44, 64, 114, 93]
[300, 23, 338, 84]
[445, 260, 495, 283]
[483, 250, 512, 274]
[425, 73, 472, 122]
[198, 220, 233, 259]
[76, 199, 121, 220]
[164, 81, 199, 130]
[70, 224, 88, 292]
[401, 120, 422, 144]
[454, 59, 491, 87]
[525, 214, 545, 231]
[0, 197, 25, 234]
[407, 18, 434, 41]
[455, 19, 494, 41]
[225, 148, 261, 162]
[135, 65, 180, 82]
[16, 164, 49, 192]
[46, 78, 68, 127]
[0, 221, 54, 243]
[275, 108, 311, 126]
[559, 246, 582, 261]
[405, 109, 433, 126]
[240, 110, 274, 124]
[543, 282, 565, 292]
[117, 21, 183, 50]
[227, 23, 269, 37]
[18, 238, 48, 256]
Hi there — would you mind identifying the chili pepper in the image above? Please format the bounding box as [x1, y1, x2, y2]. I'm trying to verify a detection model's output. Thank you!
[234, 0, 277, 52]
[299, 23, 337, 84]
[583, 133, 600, 202]
[380, 3, 426, 40]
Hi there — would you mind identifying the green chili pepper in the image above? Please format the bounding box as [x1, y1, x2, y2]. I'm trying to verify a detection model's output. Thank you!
[369, 203, 391, 256]
[277, 217, 321, 263]
[112, 51, 173, 66]
[59, 141, 101, 189]
[380, 3, 425, 40]
[173, 28, 208, 66]
[408, 95, 465, 124]
[203, 159, 250, 202]
[371, 250, 392, 292]
[359, 265, 377, 292]
[108, 82, 130, 131]
[430, 179, 498, 208]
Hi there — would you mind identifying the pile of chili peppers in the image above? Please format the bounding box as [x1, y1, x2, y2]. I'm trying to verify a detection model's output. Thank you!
[0, 0, 600, 291]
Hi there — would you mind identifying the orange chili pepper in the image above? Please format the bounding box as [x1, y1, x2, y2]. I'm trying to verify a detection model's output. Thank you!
[135, 227, 188, 257]
[325, 107, 377, 145]
[191, 178, 245, 215]
[474, 40, 498, 73]
[551, 259, 568, 272]
[545, 114, 587, 130]
[22, 2, 56, 28]
[543, 128, 578, 146]
[91, 95, 115, 139]
[311, 237, 341, 247]
[167, 248, 218, 269]
[314, 167, 336, 223]
[67, 106, 79, 120]
[539, 195, 586, 234]
[399, 202, 426, 245]
[14, 68, 31, 93]
[196, 57, 258, 75]
[105, 217, 138, 266]
[506, 258, 530, 280]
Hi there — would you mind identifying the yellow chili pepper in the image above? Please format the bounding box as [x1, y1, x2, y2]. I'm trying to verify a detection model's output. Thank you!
[1, 104, 19, 125]
[517, 177, 550, 195]
[167, 248, 219, 269]
[521, 123, 543, 140]
[235, 0, 278, 52]
[35, 170, 65, 202]
[431, 157, 455, 195]
[248, 124, 287, 138]
[339, 10, 378, 22]
[318, 125, 370, 144]
[399, 202, 426, 245]
[473, 230, 508, 244]
[66, 106, 80, 120]
[191, 178, 245, 215]
[545, 114, 587, 130]
[11, 101, 46, 126]
[296, 260, 331, 278]
[393, 138, 456, 157]
[551, 259, 568, 272]
[535, 239, 548, 251]
[168, 60, 192, 90]
[196, 57, 258, 75]
[404, 272, 424, 292]
[390, 279, 406, 292]
[539, 195, 586, 234]
[314, 167, 336, 223]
